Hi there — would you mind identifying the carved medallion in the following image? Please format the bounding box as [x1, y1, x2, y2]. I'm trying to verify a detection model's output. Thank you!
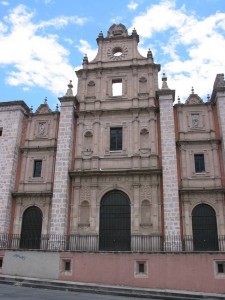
[107, 44, 128, 61]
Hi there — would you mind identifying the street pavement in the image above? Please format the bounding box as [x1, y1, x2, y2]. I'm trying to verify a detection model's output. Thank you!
[0, 283, 153, 300]
[0, 276, 224, 300]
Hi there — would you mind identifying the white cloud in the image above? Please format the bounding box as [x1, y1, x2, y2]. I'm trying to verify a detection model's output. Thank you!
[37, 16, 88, 29]
[22, 87, 30, 91]
[130, 0, 187, 38]
[0, 4, 88, 96]
[64, 37, 74, 45]
[130, 0, 225, 102]
[1, 1, 9, 5]
[76, 40, 98, 61]
[0, 21, 8, 32]
[43, 0, 53, 4]
[127, 1, 138, 10]
[110, 16, 123, 24]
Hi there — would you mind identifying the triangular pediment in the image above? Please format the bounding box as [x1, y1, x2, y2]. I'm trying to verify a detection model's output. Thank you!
[35, 103, 52, 114]
[185, 93, 203, 105]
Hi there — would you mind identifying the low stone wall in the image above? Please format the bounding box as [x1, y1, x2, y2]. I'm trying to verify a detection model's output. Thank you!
[1, 251, 59, 279]
[59, 252, 225, 294]
[0, 250, 225, 293]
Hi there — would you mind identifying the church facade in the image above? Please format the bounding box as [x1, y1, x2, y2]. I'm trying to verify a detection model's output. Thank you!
[0, 24, 225, 292]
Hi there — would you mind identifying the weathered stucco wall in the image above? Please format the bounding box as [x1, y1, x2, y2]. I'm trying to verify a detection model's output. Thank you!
[2, 251, 60, 279]
[0, 251, 225, 293]
[59, 252, 225, 294]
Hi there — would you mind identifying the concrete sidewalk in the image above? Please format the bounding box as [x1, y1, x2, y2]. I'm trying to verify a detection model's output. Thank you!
[0, 275, 224, 300]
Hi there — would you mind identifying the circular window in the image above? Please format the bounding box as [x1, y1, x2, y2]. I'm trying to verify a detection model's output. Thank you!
[107, 45, 128, 61]
[113, 47, 123, 57]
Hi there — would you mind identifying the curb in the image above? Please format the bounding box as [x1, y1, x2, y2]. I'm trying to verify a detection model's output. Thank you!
[0, 275, 224, 300]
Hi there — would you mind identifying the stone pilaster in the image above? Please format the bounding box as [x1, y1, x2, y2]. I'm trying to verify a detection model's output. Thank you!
[157, 75, 181, 249]
[0, 101, 29, 233]
[49, 82, 76, 237]
[211, 74, 225, 170]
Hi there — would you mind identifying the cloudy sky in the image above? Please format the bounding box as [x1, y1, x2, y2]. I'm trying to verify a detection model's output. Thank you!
[0, 0, 225, 110]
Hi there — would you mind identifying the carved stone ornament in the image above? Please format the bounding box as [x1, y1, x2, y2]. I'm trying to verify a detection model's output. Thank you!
[140, 128, 149, 135]
[37, 122, 48, 137]
[107, 24, 128, 38]
[38, 122, 47, 136]
[88, 81, 95, 87]
[139, 77, 147, 83]
[107, 44, 128, 61]
[191, 114, 199, 128]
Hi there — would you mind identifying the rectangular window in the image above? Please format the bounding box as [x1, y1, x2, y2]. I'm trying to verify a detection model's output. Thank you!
[0, 257, 3, 268]
[217, 262, 225, 274]
[112, 79, 122, 96]
[134, 260, 148, 277]
[138, 262, 145, 273]
[0, 128, 3, 136]
[110, 127, 122, 151]
[65, 261, 71, 272]
[194, 154, 205, 173]
[33, 160, 42, 177]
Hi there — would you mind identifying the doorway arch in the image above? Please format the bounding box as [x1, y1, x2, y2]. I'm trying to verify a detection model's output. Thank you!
[20, 206, 43, 249]
[99, 190, 131, 251]
[192, 204, 218, 251]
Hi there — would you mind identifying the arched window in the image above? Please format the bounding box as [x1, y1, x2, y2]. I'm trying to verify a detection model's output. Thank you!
[20, 206, 43, 249]
[141, 200, 151, 225]
[99, 190, 131, 251]
[80, 201, 90, 225]
[192, 204, 218, 251]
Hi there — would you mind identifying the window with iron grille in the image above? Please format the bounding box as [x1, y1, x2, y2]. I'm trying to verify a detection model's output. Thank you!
[110, 127, 122, 151]
[194, 154, 205, 173]
[33, 160, 42, 177]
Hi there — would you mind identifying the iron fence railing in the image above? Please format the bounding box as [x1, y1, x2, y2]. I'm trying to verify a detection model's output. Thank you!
[0, 233, 225, 252]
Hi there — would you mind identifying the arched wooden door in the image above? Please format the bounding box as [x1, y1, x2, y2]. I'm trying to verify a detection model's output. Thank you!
[20, 206, 43, 249]
[192, 204, 218, 251]
[99, 190, 131, 251]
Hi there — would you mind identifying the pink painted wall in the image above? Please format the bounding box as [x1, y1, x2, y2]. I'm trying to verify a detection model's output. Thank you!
[59, 252, 225, 293]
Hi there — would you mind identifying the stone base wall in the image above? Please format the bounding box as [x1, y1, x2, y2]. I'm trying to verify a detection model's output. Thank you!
[1, 250, 225, 294]
[58, 252, 225, 293]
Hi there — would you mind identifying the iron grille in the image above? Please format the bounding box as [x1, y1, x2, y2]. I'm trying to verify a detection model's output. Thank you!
[192, 204, 219, 251]
[99, 190, 131, 251]
[20, 206, 42, 249]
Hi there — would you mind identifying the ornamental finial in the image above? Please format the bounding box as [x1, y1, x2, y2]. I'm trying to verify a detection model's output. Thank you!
[65, 80, 73, 97]
[162, 73, 169, 89]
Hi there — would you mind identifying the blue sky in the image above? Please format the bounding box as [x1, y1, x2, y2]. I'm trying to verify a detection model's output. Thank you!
[0, 0, 225, 110]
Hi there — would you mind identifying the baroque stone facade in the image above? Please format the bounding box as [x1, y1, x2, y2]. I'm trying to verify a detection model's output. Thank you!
[0, 24, 225, 252]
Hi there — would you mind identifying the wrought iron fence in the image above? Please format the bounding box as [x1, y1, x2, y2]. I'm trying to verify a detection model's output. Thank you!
[0, 233, 225, 252]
